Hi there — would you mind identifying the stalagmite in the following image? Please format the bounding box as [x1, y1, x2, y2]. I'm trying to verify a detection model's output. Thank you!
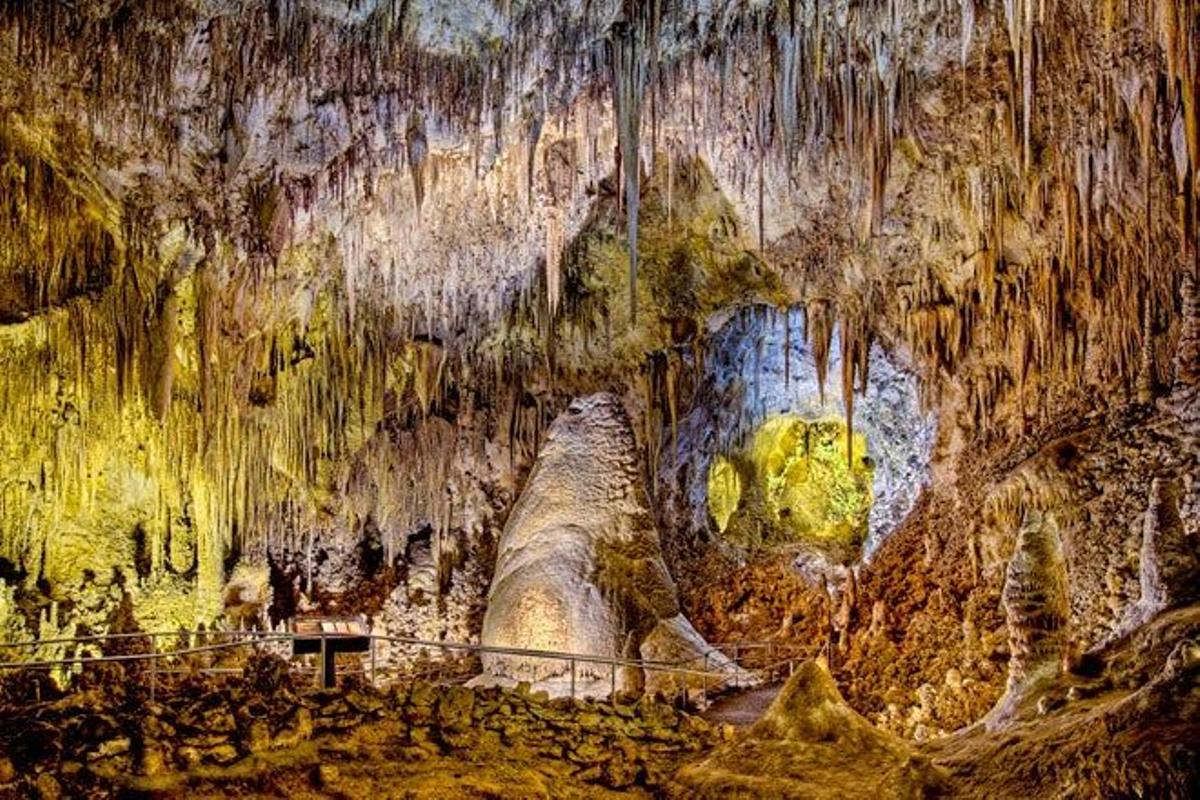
[474, 394, 742, 696]
[1136, 295, 1157, 403]
[1001, 510, 1070, 690]
[1176, 268, 1200, 385]
[1138, 477, 1199, 612]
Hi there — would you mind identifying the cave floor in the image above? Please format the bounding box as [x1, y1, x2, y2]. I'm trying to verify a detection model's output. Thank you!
[3, 609, 1195, 799]
[923, 605, 1200, 799]
[699, 684, 783, 728]
[124, 719, 659, 800]
[674, 606, 1200, 799]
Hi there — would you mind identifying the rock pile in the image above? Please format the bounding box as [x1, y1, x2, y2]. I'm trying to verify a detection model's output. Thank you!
[0, 653, 725, 798]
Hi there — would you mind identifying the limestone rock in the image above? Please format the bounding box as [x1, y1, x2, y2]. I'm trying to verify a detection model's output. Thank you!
[639, 614, 751, 696]
[751, 659, 905, 752]
[1002, 510, 1071, 690]
[34, 773, 61, 800]
[676, 660, 947, 798]
[477, 393, 738, 695]
[1138, 478, 1199, 611]
[1176, 269, 1200, 386]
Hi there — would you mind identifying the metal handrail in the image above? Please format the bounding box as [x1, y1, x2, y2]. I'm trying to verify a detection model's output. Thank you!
[673, 639, 817, 667]
[0, 636, 293, 670]
[371, 633, 740, 674]
[0, 630, 741, 676]
[0, 628, 281, 650]
[0, 629, 798, 704]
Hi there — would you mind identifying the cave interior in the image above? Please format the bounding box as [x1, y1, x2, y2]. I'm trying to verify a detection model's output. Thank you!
[0, 1, 1197, 798]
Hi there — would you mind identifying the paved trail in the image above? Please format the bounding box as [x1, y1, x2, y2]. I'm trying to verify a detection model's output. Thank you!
[700, 684, 782, 728]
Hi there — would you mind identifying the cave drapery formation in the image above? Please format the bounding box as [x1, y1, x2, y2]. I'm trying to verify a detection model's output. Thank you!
[0, 0, 1198, 796]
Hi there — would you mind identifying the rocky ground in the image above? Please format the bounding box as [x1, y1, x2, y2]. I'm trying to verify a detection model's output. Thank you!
[0, 653, 727, 799]
[4, 600, 1193, 799]
[673, 607, 1200, 799]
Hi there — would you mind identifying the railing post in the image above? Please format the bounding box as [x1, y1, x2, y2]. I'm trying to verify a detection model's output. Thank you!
[569, 658, 576, 700]
[317, 635, 326, 689]
[370, 637, 377, 688]
[149, 637, 156, 703]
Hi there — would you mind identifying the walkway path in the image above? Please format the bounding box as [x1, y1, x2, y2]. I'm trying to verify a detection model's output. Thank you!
[701, 683, 782, 728]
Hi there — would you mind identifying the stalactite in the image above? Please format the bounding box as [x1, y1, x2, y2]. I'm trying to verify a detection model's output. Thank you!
[840, 321, 857, 468]
[405, 110, 428, 210]
[783, 307, 792, 386]
[807, 300, 834, 403]
[610, 3, 655, 325]
[526, 89, 545, 206]
[959, 0, 976, 67]
[545, 205, 564, 318]
[665, 349, 680, 457]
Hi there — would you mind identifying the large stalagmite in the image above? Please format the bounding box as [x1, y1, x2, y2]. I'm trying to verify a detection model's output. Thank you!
[476, 393, 739, 695]
[1138, 478, 1199, 613]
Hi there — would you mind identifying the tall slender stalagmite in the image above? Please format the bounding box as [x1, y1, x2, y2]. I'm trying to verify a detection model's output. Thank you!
[1139, 477, 1199, 611]
[1002, 510, 1071, 689]
[1176, 268, 1200, 385]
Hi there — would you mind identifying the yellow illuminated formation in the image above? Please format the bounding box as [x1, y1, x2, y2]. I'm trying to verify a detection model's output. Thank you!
[708, 415, 873, 551]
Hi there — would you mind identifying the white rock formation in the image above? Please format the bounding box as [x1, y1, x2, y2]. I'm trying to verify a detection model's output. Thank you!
[476, 392, 742, 697]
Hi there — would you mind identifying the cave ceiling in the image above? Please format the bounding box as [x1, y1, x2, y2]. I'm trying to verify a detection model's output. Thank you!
[2, 1, 1192, 412]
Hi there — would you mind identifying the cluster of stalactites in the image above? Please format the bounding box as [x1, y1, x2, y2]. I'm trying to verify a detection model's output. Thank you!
[0, 2, 1002, 323]
[0, 123, 127, 324]
[0, 209, 489, 621]
[618, 0, 1200, 450]
[801, 0, 1199, 440]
